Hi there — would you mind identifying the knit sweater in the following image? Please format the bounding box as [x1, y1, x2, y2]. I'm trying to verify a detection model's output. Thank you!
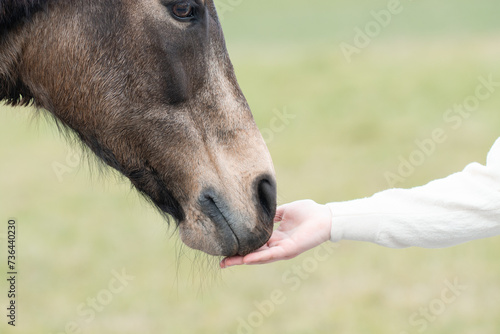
[328, 137, 500, 248]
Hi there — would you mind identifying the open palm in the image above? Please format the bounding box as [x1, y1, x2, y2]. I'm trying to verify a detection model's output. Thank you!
[220, 200, 332, 268]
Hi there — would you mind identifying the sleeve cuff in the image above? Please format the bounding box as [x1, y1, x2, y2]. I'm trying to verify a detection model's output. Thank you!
[327, 200, 383, 244]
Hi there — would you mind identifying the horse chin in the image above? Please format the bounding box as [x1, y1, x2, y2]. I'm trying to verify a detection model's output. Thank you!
[177, 222, 235, 256]
[178, 214, 273, 257]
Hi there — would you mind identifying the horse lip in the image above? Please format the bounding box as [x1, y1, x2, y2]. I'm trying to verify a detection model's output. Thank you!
[198, 189, 241, 256]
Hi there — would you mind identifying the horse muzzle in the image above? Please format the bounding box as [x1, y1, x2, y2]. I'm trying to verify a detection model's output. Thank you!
[194, 175, 277, 256]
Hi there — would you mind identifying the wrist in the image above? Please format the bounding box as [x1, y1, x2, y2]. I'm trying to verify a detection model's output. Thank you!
[320, 203, 333, 242]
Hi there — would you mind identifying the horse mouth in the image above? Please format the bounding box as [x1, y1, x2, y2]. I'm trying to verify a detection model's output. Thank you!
[198, 188, 273, 256]
[198, 189, 242, 256]
[130, 169, 274, 256]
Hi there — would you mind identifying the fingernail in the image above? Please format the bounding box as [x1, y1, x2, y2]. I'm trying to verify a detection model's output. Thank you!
[220, 261, 231, 269]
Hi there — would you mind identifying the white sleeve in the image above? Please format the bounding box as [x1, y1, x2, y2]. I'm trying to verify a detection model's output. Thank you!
[328, 137, 500, 249]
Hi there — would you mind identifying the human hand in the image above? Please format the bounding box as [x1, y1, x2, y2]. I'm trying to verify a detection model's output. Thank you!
[220, 200, 332, 268]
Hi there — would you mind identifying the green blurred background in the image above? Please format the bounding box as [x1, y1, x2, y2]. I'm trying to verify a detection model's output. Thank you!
[2, 0, 500, 333]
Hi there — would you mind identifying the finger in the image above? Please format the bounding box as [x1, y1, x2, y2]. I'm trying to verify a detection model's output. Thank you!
[246, 252, 299, 265]
[220, 256, 245, 268]
[220, 243, 273, 268]
[266, 229, 287, 243]
[248, 244, 271, 253]
[242, 246, 287, 265]
[273, 204, 288, 223]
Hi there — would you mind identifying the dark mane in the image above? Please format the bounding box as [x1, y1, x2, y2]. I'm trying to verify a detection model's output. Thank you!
[0, 0, 49, 31]
[0, 0, 51, 105]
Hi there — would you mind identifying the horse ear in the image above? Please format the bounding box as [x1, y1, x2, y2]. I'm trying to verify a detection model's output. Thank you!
[0, 0, 48, 30]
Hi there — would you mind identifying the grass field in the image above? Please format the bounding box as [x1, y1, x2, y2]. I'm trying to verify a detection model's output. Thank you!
[2, 0, 500, 333]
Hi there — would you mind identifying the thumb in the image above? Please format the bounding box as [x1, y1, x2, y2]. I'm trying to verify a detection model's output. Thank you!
[274, 204, 288, 223]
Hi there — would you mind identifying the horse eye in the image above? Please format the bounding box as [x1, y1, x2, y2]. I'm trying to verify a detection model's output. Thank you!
[171, 3, 194, 19]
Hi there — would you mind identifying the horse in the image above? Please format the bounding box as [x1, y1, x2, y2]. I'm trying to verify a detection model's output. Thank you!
[0, 0, 277, 257]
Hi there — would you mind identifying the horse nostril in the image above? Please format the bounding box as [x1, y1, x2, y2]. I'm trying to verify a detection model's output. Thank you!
[256, 176, 277, 219]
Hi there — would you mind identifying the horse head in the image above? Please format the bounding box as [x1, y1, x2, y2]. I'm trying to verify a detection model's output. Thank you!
[0, 0, 277, 256]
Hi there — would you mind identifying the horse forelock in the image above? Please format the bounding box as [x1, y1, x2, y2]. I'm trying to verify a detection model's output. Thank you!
[0, 0, 50, 30]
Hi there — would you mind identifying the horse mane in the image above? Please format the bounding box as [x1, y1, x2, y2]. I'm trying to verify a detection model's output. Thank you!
[0, 0, 49, 31]
[0, 0, 52, 106]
